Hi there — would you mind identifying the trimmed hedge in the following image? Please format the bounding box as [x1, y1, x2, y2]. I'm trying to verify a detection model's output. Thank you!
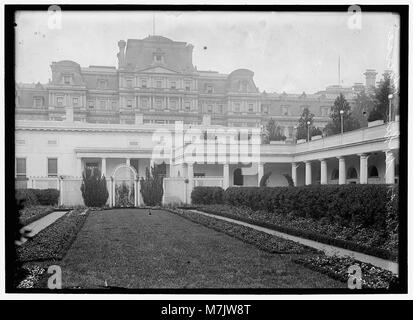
[191, 186, 224, 205]
[223, 185, 398, 231]
[196, 205, 397, 261]
[15, 188, 59, 207]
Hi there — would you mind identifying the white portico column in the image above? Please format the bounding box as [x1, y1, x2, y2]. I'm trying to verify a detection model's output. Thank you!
[257, 163, 264, 186]
[359, 153, 369, 184]
[385, 150, 396, 184]
[338, 156, 346, 185]
[126, 158, 131, 166]
[305, 161, 312, 185]
[77, 157, 82, 177]
[223, 163, 230, 189]
[320, 159, 328, 185]
[101, 158, 107, 177]
[187, 163, 194, 203]
[291, 162, 298, 186]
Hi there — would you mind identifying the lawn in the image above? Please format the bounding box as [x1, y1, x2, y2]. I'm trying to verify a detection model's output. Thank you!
[58, 208, 344, 289]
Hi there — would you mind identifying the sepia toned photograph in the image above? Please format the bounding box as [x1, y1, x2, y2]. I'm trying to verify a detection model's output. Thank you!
[5, 5, 407, 296]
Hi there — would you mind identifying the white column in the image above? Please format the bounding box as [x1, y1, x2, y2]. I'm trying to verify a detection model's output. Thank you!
[320, 159, 327, 185]
[258, 162, 264, 186]
[126, 158, 130, 166]
[101, 158, 107, 177]
[338, 156, 346, 185]
[385, 150, 396, 184]
[134, 179, 138, 207]
[77, 157, 82, 177]
[359, 153, 368, 184]
[59, 177, 64, 206]
[112, 177, 116, 207]
[187, 163, 194, 204]
[109, 177, 113, 207]
[223, 163, 230, 189]
[291, 162, 298, 186]
[305, 161, 312, 185]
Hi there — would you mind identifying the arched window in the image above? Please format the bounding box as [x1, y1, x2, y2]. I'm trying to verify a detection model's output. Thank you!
[368, 165, 379, 178]
[233, 168, 244, 186]
[331, 169, 339, 180]
[347, 167, 358, 179]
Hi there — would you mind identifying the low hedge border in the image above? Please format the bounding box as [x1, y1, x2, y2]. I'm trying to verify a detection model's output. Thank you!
[17, 208, 90, 262]
[166, 208, 319, 255]
[20, 206, 55, 226]
[195, 206, 397, 262]
[293, 255, 399, 290]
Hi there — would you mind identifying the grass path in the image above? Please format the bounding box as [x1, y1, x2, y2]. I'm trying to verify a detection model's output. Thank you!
[59, 209, 344, 289]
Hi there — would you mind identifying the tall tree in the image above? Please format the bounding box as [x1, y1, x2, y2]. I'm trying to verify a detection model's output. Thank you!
[325, 93, 360, 135]
[296, 107, 322, 141]
[368, 72, 395, 122]
[263, 119, 286, 143]
[353, 91, 375, 127]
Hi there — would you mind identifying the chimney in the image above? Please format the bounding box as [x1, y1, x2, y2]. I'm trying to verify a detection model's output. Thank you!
[117, 40, 126, 68]
[364, 69, 377, 94]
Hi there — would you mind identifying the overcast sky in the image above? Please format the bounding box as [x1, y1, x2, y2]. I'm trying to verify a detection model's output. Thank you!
[15, 10, 400, 93]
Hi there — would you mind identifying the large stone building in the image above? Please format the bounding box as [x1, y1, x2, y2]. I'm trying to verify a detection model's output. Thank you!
[15, 35, 376, 139]
[15, 35, 398, 206]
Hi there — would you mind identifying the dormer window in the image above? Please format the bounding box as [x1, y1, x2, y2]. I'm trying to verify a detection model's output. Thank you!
[98, 79, 107, 89]
[155, 55, 162, 62]
[239, 80, 248, 92]
[206, 84, 214, 94]
[33, 96, 43, 108]
[153, 48, 165, 63]
[63, 75, 72, 85]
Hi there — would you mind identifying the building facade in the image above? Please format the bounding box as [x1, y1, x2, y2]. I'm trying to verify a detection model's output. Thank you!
[15, 35, 398, 206]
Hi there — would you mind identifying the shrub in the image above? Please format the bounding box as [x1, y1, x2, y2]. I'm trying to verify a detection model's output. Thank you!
[140, 166, 164, 206]
[33, 189, 60, 206]
[15, 189, 38, 207]
[80, 168, 109, 207]
[223, 184, 397, 231]
[191, 186, 224, 205]
[368, 108, 384, 122]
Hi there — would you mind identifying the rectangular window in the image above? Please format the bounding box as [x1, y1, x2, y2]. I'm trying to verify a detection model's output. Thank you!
[169, 99, 177, 110]
[141, 98, 149, 109]
[155, 98, 163, 109]
[156, 80, 162, 88]
[111, 101, 117, 109]
[170, 81, 176, 89]
[184, 101, 191, 111]
[127, 100, 133, 108]
[73, 97, 79, 107]
[321, 106, 329, 117]
[126, 79, 133, 88]
[34, 97, 43, 107]
[57, 97, 63, 107]
[282, 106, 289, 116]
[248, 103, 254, 112]
[234, 103, 240, 113]
[207, 105, 213, 113]
[63, 75, 71, 84]
[262, 105, 269, 114]
[47, 158, 58, 177]
[99, 100, 106, 109]
[88, 100, 94, 109]
[141, 79, 147, 88]
[184, 81, 191, 91]
[206, 85, 213, 94]
[16, 158, 26, 177]
[98, 80, 107, 88]
[155, 55, 162, 62]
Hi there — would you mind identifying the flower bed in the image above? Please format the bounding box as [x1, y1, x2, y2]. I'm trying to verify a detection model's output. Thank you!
[196, 204, 397, 261]
[17, 208, 89, 262]
[19, 205, 55, 226]
[168, 208, 318, 255]
[294, 255, 399, 290]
